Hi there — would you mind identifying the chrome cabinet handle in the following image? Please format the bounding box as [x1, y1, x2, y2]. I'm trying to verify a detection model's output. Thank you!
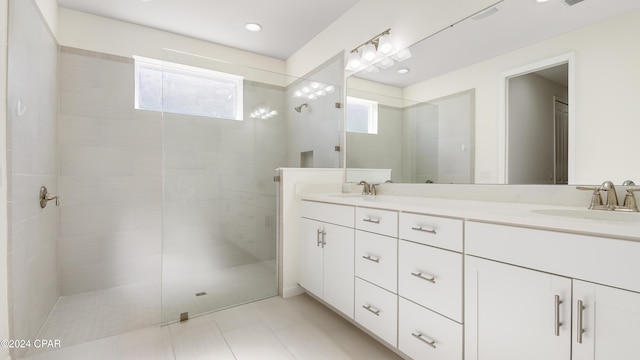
[412, 332, 437, 349]
[554, 295, 564, 336]
[577, 300, 586, 344]
[411, 226, 437, 235]
[316, 229, 322, 247]
[362, 218, 380, 224]
[362, 304, 380, 316]
[411, 271, 436, 284]
[362, 255, 380, 263]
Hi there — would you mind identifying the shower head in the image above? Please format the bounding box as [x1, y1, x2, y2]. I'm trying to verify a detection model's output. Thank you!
[294, 103, 309, 113]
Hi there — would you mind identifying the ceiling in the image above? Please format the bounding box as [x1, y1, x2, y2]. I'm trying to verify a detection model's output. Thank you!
[56, 0, 360, 60]
[354, 0, 640, 88]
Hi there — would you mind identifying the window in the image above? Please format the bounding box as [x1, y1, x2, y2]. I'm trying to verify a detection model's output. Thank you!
[134, 56, 244, 120]
[346, 96, 378, 134]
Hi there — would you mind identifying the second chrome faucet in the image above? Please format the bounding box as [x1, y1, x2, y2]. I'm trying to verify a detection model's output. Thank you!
[577, 180, 640, 212]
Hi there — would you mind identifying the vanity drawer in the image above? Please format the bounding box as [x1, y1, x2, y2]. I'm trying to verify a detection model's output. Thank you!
[398, 240, 463, 322]
[301, 200, 354, 228]
[356, 207, 398, 237]
[399, 212, 463, 252]
[355, 278, 398, 347]
[355, 230, 398, 293]
[399, 297, 462, 360]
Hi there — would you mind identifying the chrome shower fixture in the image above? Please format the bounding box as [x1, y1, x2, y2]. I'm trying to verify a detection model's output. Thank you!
[294, 103, 309, 113]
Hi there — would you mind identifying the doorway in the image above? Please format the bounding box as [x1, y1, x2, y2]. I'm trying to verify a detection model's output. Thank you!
[502, 55, 573, 184]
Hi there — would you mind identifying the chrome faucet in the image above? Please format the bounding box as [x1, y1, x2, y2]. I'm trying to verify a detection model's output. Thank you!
[577, 180, 639, 212]
[600, 181, 619, 208]
[358, 180, 371, 195]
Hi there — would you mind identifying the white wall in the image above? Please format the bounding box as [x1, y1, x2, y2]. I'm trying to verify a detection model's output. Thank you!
[58, 49, 163, 295]
[57, 8, 285, 76]
[434, 92, 474, 184]
[34, 0, 57, 36]
[0, 1, 10, 359]
[286, 0, 500, 78]
[403, 10, 640, 184]
[7, 0, 60, 357]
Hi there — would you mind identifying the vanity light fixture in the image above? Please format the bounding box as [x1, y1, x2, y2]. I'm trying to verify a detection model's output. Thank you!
[245, 22, 262, 32]
[345, 28, 396, 71]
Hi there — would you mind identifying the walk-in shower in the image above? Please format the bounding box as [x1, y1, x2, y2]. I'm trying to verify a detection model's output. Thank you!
[6, 2, 343, 356]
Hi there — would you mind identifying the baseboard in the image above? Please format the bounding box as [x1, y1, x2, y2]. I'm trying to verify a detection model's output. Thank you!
[282, 285, 305, 298]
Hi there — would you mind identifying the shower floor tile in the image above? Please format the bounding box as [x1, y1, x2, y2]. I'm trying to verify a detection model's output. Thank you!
[23, 293, 403, 360]
[25, 282, 162, 357]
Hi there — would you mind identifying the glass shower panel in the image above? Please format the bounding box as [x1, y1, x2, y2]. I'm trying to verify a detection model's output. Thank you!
[160, 51, 294, 323]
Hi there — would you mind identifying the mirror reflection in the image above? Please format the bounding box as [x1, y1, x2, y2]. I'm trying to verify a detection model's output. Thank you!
[346, 89, 474, 184]
[346, 0, 640, 184]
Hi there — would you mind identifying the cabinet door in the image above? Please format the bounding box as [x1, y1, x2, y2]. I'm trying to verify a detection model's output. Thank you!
[573, 280, 640, 360]
[465, 256, 571, 360]
[323, 222, 355, 318]
[299, 218, 325, 298]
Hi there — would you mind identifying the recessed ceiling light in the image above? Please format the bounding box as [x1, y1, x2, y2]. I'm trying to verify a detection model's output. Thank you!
[397, 68, 410, 75]
[245, 23, 262, 32]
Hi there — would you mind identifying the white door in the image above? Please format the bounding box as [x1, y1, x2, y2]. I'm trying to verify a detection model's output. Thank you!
[323, 222, 355, 318]
[465, 256, 571, 360]
[572, 280, 640, 360]
[299, 218, 325, 298]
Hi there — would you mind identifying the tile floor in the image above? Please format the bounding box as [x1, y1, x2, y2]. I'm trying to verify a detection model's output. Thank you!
[27, 259, 278, 357]
[23, 294, 403, 360]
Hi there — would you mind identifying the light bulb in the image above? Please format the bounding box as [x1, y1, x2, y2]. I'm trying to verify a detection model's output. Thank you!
[361, 43, 377, 63]
[324, 85, 335, 93]
[347, 51, 362, 70]
[377, 34, 394, 55]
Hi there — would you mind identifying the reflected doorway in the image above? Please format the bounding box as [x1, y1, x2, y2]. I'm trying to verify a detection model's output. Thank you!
[506, 60, 570, 184]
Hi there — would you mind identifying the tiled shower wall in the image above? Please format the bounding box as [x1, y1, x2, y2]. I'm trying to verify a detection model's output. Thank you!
[59, 47, 285, 312]
[6, 0, 60, 356]
[58, 47, 164, 296]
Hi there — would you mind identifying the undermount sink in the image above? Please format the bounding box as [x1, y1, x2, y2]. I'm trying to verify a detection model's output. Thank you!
[532, 208, 640, 222]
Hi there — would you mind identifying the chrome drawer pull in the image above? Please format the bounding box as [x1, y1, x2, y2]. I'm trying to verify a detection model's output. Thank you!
[362, 218, 381, 224]
[412, 332, 437, 349]
[411, 226, 437, 235]
[362, 304, 380, 316]
[362, 255, 380, 263]
[411, 271, 436, 284]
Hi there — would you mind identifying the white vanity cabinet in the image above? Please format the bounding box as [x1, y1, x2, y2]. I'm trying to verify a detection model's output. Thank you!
[572, 280, 640, 360]
[465, 221, 640, 360]
[465, 256, 572, 360]
[300, 201, 355, 318]
[397, 212, 464, 360]
[353, 207, 399, 346]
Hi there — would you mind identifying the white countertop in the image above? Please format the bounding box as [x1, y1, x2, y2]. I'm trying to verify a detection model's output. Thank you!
[301, 193, 640, 241]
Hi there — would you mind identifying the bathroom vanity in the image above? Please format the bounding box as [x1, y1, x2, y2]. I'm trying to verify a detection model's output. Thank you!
[298, 193, 640, 360]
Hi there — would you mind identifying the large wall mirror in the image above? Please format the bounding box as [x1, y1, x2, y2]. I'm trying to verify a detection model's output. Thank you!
[346, 0, 640, 185]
